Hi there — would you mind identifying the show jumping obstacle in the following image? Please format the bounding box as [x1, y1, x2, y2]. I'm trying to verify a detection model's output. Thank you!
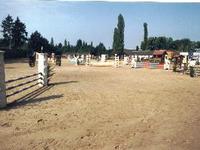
[132, 62, 163, 69]
[101, 54, 107, 62]
[0, 51, 49, 108]
[123, 56, 129, 65]
[85, 54, 91, 66]
[38, 53, 48, 87]
[114, 54, 119, 68]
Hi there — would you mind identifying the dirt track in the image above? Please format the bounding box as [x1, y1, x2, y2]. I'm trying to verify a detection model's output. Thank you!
[1, 59, 200, 150]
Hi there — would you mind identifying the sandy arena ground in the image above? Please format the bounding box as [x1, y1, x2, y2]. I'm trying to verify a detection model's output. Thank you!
[1, 59, 200, 150]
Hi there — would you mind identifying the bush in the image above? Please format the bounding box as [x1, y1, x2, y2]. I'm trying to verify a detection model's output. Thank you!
[3, 49, 28, 59]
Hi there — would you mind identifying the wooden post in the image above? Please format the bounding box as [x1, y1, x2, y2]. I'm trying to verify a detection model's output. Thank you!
[38, 53, 48, 87]
[0, 51, 7, 108]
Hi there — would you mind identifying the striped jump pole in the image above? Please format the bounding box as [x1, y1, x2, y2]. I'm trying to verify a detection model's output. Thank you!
[114, 54, 119, 68]
[38, 53, 48, 87]
[0, 51, 6, 108]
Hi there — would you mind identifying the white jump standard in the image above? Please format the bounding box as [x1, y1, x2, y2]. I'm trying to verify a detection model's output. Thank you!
[38, 53, 48, 87]
[114, 54, 120, 68]
[0, 52, 49, 108]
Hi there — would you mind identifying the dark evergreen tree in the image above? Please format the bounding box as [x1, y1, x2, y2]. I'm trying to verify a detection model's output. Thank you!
[28, 31, 52, 53]
[64, 39, 67, 47]
[112, 14, 125, 57]
[112, 27, 118, 54]
[12, 17, 27, 49]
[28, 31, 43, 51]
[76, 39, 82, 53]
[95, 43, 106, 56]
[90, 42, 93, 47]
[136, 45, 139, 51]
[50, 37, 54, 46]
[117, 14, 125, 56]
[1, 15, 14, 49]
[141, 22, 148, 50]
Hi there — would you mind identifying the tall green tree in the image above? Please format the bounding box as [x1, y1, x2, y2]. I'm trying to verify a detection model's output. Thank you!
[12, 17, 27, 49]
[141, 22, 148, 50]
[64, 39, 67, 47]
[28, 31, 43, 51]
[112, 14, 125, 57]
[112, 27, 118, 53]
[90, 42, 93, 47]
[50, 37, 54, 46]
[1, 15, 14, 49]
[76, 39, 82, 53]
[117, 14, 125, 56]
[95, 43, 106, 56]
[136, 45, 139, 51]
[28, 31, 51, 53]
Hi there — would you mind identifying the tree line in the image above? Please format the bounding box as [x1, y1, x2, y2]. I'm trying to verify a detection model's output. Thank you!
[0, 15, 108, 58]
[141, 35, 200, 52]
[112, 17, 200, 57]
[0, 15, 27, 50]
[140, 22, 200, 52]
[60, 39, 107, 56]
[1, 14, 200, 59]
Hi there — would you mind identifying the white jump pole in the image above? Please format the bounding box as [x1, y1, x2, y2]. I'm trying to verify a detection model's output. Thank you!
[85, 54, 91, 66]
[0, 51, 7, 108]
[38, 53, 48, 87]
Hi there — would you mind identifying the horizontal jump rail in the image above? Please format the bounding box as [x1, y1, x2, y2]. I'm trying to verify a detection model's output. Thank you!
[6, 77, 42, 91]
[6, 82, 40, 98]
[6, 73, 42, 84]
[49, 65, 55, 71]
[48, 73, 55, 78]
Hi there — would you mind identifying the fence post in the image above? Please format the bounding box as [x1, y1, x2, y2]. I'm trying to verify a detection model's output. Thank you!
[0, 51, 7, 108]
[38, 53, 48, 87]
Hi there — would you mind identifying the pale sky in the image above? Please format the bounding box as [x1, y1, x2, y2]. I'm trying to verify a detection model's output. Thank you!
[1, 0, 200, 49]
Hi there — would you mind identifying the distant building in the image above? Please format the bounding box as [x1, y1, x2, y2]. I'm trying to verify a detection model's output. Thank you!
[153, 50, 179, 63]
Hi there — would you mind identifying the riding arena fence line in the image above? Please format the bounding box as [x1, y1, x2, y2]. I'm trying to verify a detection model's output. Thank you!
[0, 51, 49, 108]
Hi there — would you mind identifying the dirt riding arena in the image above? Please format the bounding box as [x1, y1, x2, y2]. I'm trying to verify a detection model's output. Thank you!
[1, 59, 200, 150]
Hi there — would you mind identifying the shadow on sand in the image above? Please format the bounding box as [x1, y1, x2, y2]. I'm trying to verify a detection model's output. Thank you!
[5, 80, 78, 109]
[49, 80, 78, 86]
[5, 58, 29, 64]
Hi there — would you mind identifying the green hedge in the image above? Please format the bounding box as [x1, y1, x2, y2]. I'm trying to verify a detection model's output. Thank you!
[1, 49, 28, 59]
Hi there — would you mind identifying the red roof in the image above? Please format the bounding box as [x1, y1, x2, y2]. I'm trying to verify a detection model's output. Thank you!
[153, 50, 167, 55]
[173, 54, 184, 58]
